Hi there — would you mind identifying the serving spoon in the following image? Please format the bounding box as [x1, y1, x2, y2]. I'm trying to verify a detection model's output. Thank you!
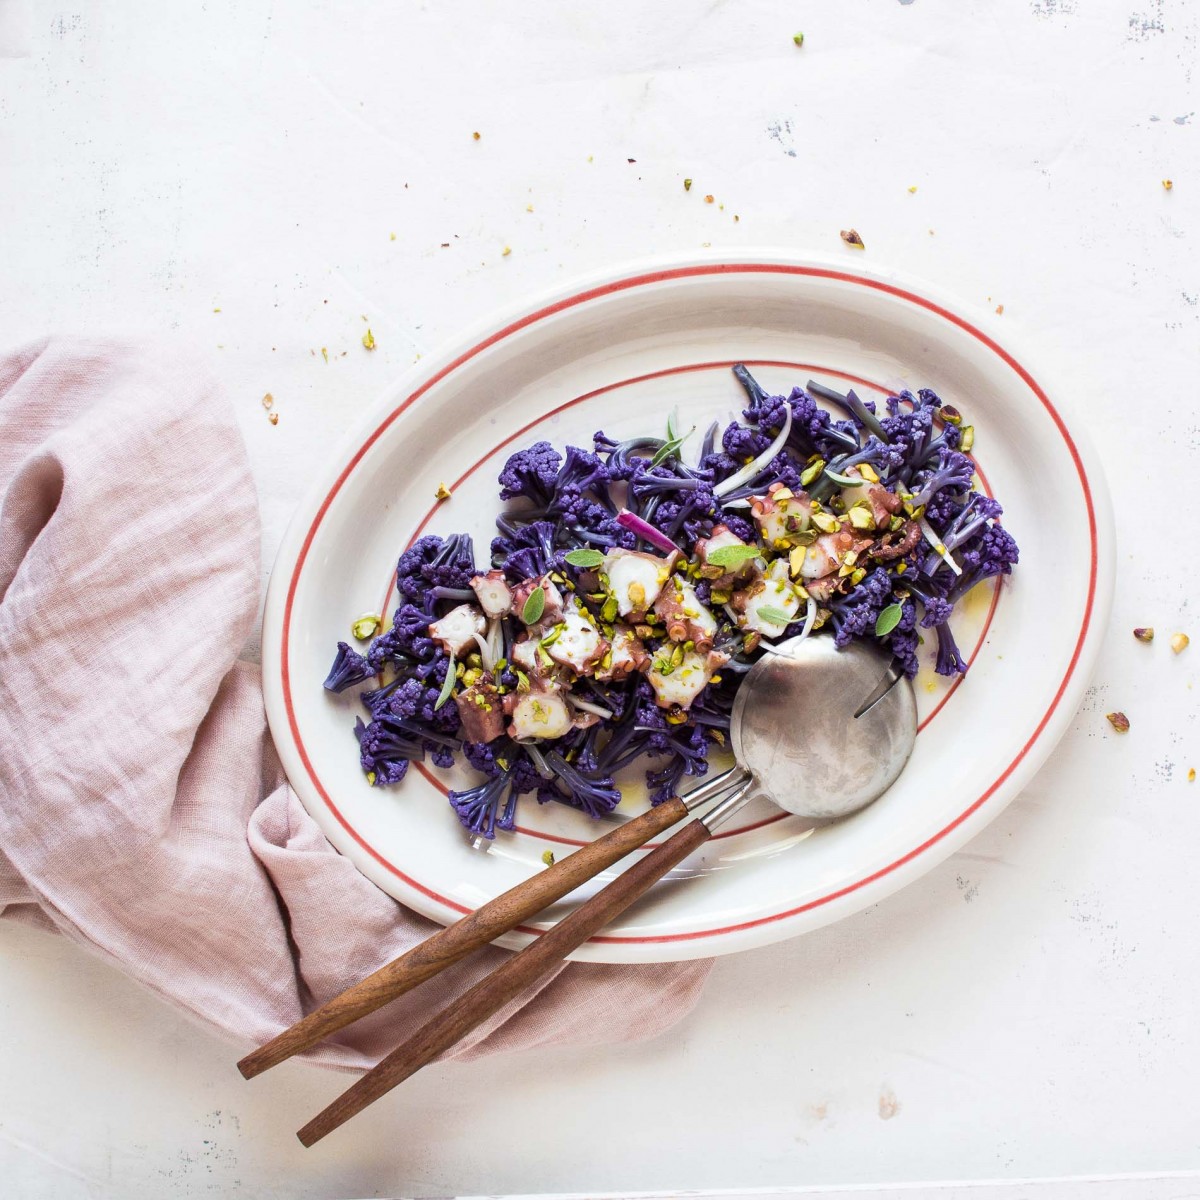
[248, 637, 916, 1144]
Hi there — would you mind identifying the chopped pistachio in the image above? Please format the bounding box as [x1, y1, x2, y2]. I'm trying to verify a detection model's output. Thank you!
[362, 328, 377, 351]
[840, 228, 865, 249]
[848, 505, 875, 531]
[628, 580, 646, 609]
[321, 347, 329, 363]
[601, 595, 619, 623]
[940, 405, 962, 425]
[542, 849, 556, 867]
[351, 613, 382, 640]
[1133, 627, 1154, 643]
[540, 623, 565, 647]
[789, 545, 807, 577]
[1106, 711, 1130, 733]
[960, 425, 975, 453]
[435, 482, 452, 502]
[683, 178, 693, 191]
[890, 515, 906, 532]
[849, 566, 866, 585]
[473, 130, 481, 140]
[812, 512, 840, 534]
[635, 623, 654, 639]
[711, 729, 726, 746]
[857, 463, 880, 483]
[366, 770, 377, 785]
[792, 31, 804, 46]
[1163, 178, 1173, 190]
[1172, 632, 1190, 654]
[261, 393, 274, 411]
[1189, 768, 1196, 783]
[800, 459, 826, 487]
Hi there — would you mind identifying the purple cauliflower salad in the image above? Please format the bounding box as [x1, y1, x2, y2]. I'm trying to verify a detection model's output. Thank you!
[324, 365, 1018, 840]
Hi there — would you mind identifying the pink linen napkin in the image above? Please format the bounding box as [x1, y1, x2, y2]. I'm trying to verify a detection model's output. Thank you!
[0, 337, 712, 1072]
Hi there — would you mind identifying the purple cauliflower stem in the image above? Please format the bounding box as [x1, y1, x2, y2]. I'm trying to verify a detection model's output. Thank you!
[323, 363, 1017, 836]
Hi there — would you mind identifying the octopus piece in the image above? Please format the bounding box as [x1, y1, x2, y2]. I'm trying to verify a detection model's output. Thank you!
[593, 625, 650, 682]
[799, 526, 874, 581]
[602, 547, 680, 618]
[646, 648, 730, 710]
[545, 598, 608, 675]
[653, 579, 718, 652]
[469, 570, 514, 619]
[504, 687, 574, 741]
[732, 559, 802, 638]
[428, 603, 486, 656]
[694, 524, 760, 588]
[510, 575, 564, 627]
[454, 681, 505, 743]
[868, 519, 921, 563]
[750, 485, 812, 549]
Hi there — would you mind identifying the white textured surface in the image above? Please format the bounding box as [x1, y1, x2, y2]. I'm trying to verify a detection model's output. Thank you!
[1, 0, 1197, 1196]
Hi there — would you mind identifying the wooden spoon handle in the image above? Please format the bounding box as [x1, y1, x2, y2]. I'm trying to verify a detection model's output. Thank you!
[237, 795, 690, 1080]
[297, 817, 713, 1147]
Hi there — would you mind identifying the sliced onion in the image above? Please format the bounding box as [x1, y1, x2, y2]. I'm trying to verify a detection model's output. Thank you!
[472, 631, 496, 673]
[524, 743, 556, 779]
[919, 517, 963, 576]
[713, 406, 793, 498]
[615, 508, 682, 555]
[569, 696, 615, 720]
[824, 467, 864, 487]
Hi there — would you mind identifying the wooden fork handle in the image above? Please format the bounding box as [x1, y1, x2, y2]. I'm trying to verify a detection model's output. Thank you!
[237, 794, 690, 1080]
[297, 816, 712, 1147]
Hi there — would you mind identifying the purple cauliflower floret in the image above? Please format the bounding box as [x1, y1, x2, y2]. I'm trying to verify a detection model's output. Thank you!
[324, 642, 374, 692]
[907, 450, 976, 510]
[493, 518, 560, 581]
[934, 622, 967, 676]
[449, 766, 519, 839]
[355, 716, 424, 786]
[498, 441, 562, 505]
[826, 568, 895, 648]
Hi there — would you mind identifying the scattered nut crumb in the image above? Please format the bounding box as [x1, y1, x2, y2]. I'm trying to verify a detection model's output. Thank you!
[268, 412, 279, 426]
[1163, 179, 1173, 190]
[212, 307, 221, 313]
[390, 232, 396, 241]
[1133, 627, 1154, 643]
[793, 32, 805, 47]
[261, 393, 274, 411]
[472, 131, 481, 140]
[878, 1087, 900, 1120]
[683, 178, 693, 191]
[840, 228, 865, 249]
[587, 155, 593, 163]
[1106, 711, 1130, 733]
[704, 194, 715, 204]
[542, 849, 555, 867]
[995, 304, 1004, 315]
[320, 347, 329, 363]
[362, 328, 376, 351]
[435, 482, 452, 502]
[1188, 768, 1196, 782]
[734, 214, 740, 222]
[908, 185, 918, 194]
[1171, 632, 1190, 654]
[361, 314, 369, 322]
[526, 204, 534, 212]
[502, 246, 512, 256]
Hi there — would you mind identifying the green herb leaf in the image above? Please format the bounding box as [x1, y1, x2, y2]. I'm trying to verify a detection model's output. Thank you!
[564, 548, 605, 568]
[521, 585, 546, 624]
[706, 544, 763, 570]
[875, 603, 903, 637]
[757, 605, 792, 625]
[433, 652, 457, 711]
[649, 424, 695, 467]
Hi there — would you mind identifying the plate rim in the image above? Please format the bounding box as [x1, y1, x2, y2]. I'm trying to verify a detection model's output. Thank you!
[262, 247, 1116, 962]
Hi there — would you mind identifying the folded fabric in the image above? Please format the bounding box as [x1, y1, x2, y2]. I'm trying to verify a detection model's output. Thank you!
[0, 338, 712, 1072]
